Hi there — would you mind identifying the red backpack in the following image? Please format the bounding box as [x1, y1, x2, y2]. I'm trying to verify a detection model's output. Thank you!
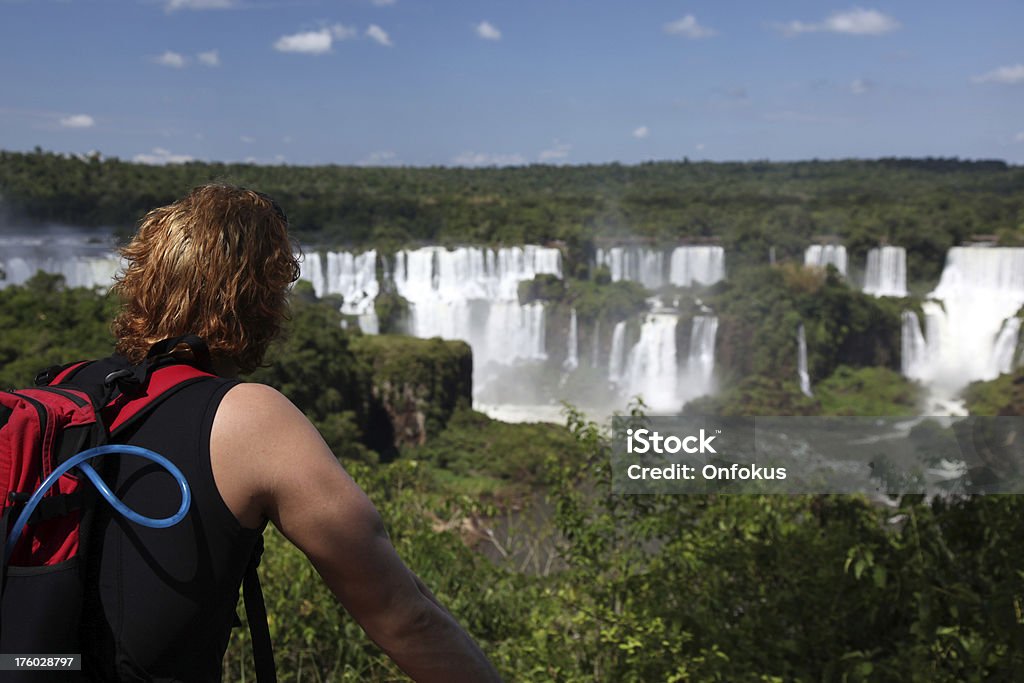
[0, 336, 275, 682]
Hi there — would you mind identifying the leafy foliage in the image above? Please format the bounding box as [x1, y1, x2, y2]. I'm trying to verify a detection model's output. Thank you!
[3, 151, 1023, 284]
[0, 273, 116, 388]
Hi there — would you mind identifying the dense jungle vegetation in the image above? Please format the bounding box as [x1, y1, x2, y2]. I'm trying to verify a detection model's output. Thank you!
[1, 274, 1022, 681]
[3, 150, 1024, 283]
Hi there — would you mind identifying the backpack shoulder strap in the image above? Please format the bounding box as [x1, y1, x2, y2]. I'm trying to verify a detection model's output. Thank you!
[243, 533, 277, 683]
[105, 364, 216, 436]
[35, 360, 93, 387]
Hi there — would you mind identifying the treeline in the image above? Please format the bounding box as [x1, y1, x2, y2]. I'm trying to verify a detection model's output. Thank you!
[3, 150, 1023, 281]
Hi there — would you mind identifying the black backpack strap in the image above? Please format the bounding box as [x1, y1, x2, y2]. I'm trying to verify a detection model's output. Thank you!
[243, 533, 277, 683]
[146, 335, 213, 374]
[35, 360, 93, 387]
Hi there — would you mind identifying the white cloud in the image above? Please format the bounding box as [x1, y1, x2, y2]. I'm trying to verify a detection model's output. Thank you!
[664, 15, 717, 39]
[538, 141, 571, 163]
[165, 0, 236, 12]
[1015, 132, 1024, 143]
[59, 114, 95, 129]
[332, 23, 358, 41]
[371, 0, 395, 5]
[133, 147, 194, 165]
[156, 50, 187, 68]
[632, 126, 649, 139]
[695, 143, 706, 151]
[476, 21, 501, 41]
[776, 8, 900, 37]
[274, 29, 333, 54]
[452, 151, 526, 167]
[971, 64, 1024, 85]
[366, 24, 393, 46]
[197, 50, 220, 67]
[850, 78, 871, 94]
[240, 135, 255, 143]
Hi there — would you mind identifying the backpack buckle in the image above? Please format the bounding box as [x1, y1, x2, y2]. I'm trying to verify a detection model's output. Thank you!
[104, 368, 144, 398]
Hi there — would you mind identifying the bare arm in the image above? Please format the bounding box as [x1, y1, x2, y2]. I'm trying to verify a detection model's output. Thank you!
[211, 383, 502, 683]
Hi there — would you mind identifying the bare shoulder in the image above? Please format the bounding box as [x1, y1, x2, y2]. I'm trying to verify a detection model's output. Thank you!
[217, 381, 306, 427]
[210, 382, 328, 529]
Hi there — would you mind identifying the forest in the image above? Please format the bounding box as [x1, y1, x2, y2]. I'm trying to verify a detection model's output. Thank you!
[2, 150, 1023, 284]
[1, 151, 1023, 680]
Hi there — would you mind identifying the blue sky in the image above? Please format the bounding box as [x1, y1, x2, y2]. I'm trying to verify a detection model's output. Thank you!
[1, 0, 1022, 166]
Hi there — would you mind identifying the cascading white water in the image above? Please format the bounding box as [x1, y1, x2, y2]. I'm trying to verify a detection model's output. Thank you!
[595, 247, 665, 289]
[590, 318, 601, 369]
[614, 314, 719, 413]
[687, 315, 718, 394]
[298, 251, 326, 299]
[992, 317, 1022, 375]
[797, 324, 813, 397]
[563, 309, 579, 372]
[622, 313, 680, 412]
[594, 245, 726, 289]
[863, 246, 907, 297]
[393, 245, 561, 370]
[668, 246, 726, 287]
[607, 320, 627, 383]
[0, 236, 121, 290]
[298, 250, 380, 333]
[900, 311, 929, 380]
[805, 245, 848, 276]
[907, 247, 1024, 394]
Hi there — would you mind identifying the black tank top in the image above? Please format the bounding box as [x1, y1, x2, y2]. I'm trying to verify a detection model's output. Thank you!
[70, 357, 259, 682]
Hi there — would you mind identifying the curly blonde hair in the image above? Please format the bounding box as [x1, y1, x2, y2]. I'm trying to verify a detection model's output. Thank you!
[112, 184, 300, 373]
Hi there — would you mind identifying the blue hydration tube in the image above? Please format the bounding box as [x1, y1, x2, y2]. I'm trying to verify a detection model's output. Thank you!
[3, 445, 191, 564]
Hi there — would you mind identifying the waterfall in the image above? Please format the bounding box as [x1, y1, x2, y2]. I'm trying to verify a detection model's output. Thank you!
[910, 247, 1024, 393]
[900, 311, 929, 380]
[298, 250, 380, 332]
[687, 315, 718, 395]
[590, 318, 601, 369]
[394, 245, 561, 369]
[863, 246, 907, 297]
[595, 247, 665, 289]
[622, 313, 680, 412]
[804, 245, 848, 276]
[563, 309, 579, 371]
[608, 320, 627, 382]
[991, 317, 1021, 376]
[0, 256, 119, 290]
[615, 314, 719, 413]
[0, 236, 121, 290]
[668, 246, 726, 287]
[298, 251, 326, 298]
[798, 324, 813, 397]
[595, 245, 726, 289]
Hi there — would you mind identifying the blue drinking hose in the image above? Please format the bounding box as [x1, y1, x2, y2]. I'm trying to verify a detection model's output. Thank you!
[3, 445, 190, 564]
